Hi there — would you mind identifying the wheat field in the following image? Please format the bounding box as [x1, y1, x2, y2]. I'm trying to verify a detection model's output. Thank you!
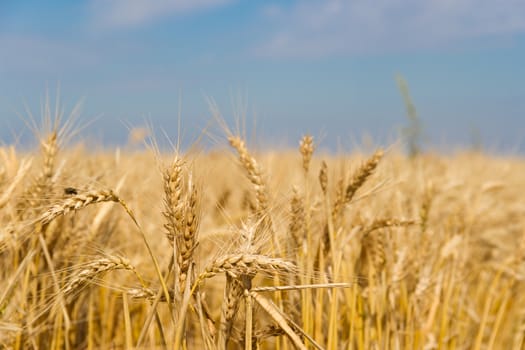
[1, 115, 525, 350]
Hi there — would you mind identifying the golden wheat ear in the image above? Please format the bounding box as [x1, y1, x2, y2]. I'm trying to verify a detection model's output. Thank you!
[62, 254, 137, 297]
[228, 136, 269, 215]
[39, 189, 120, 225]
[299, 134, 315, 175]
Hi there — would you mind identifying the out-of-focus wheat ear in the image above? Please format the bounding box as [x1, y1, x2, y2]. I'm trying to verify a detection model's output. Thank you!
[217, 276, 244, 349]
[299, 135, 314, 175]
[321, 175, 344, 261]
[39, 189, 120, 225]
[41, 131, 58, 183]
[0, 167, 5, 187]
[50, 222, 84, 268]
[228, 136, 269, 215]
[287, 187, 304, 323]
[361, 228, 387, 276]
[163, 158, 185, 246]
[177, 175, 200, 295]
[214, 188, 231, 218]
[230, 324, 285, 347]
[318, 160, 328, 195]
[362, 218, 416, 237]
[359, 218, 415, 282]
[289, 186, 306, 251]
[127, 287, 177, 303]
[345, 149, 384, 203]
[33, 131, 58, 197]
[62, 255, 136, 297]
[240, 189, 252, 211]
[414, 264, 433, 300]
[331, 177, 345, 224]
[420, 182, 435, 235]
[390, 246, 409, 286]
[16, 131, 59, 220]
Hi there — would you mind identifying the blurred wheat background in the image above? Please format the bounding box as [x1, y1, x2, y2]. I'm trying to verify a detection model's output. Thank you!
[1, 104, 525, 350]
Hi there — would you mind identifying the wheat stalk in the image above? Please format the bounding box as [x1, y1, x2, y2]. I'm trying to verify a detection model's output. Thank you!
[250, 291, 306, 350]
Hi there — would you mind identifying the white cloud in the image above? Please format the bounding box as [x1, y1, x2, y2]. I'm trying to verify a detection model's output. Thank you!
[91, 0, 233, 29]
[254, 0, 525, 58]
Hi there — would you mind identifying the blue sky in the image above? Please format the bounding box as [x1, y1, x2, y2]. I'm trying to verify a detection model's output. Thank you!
[1, 0, 524, 152]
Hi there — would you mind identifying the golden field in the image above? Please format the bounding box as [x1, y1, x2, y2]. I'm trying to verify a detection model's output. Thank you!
[1, 120, 525, 349]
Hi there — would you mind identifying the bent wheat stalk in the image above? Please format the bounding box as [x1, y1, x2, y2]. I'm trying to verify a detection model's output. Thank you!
[250, 291, 306, 350]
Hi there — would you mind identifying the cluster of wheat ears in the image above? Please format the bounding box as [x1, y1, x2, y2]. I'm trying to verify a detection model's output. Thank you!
[1, 113, 525, 349]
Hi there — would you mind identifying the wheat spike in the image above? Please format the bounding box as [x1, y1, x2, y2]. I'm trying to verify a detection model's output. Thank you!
[163, 158, 185, 245]
[289, 186, 305, 247]
[199, 254, 296, 282]
[228, 136, 268, 214]
[217, 275, 244, 348]
[299, 135, 314, 174]
[345, 149, 383, 203]
[63, 255, 135, 296]
[40, 189, 120, 224]
[319, 160, 328, 195]
[177, 176, 200, 294]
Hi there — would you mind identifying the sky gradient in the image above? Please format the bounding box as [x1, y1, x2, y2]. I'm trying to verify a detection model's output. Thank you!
[1, 0, 524, 152]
